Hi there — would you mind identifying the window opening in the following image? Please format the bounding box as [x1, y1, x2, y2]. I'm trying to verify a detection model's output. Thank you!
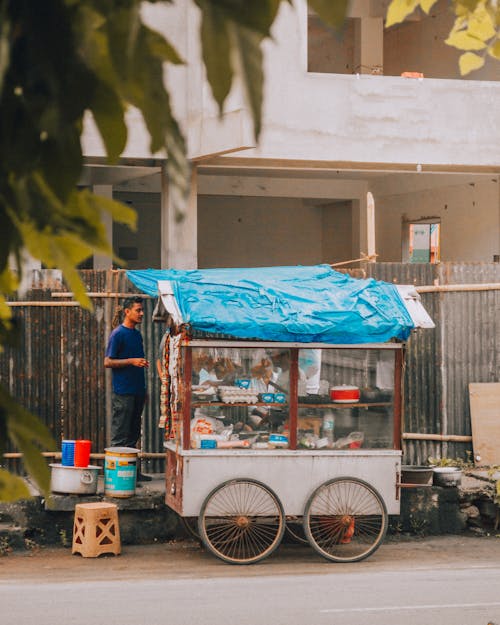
[403, 220, 440, 263]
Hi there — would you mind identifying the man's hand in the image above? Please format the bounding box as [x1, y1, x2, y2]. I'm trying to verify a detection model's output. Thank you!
[130, 358, 149, 368]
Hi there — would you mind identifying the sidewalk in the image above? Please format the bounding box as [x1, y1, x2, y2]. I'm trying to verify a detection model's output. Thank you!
[1, 534, 500, 583]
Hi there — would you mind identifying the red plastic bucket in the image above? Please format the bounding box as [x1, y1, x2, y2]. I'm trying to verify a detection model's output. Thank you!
[74, 440, 92, 468]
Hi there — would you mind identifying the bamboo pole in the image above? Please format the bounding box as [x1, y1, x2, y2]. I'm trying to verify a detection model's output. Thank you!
[8, 301, 81, 307]
[3, 451, 166, 460]
[8, 293, 154, 306]
[415, 283, 500, 294]
[51, 292, 154, 298]
[402, 433, 472, 443]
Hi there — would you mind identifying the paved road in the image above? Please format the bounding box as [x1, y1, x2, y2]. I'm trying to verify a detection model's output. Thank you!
[2, 537, 500, 625]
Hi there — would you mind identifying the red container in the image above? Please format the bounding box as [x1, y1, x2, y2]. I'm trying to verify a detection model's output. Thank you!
[74, 439, 92, 468]
[330, 385, 360, 403]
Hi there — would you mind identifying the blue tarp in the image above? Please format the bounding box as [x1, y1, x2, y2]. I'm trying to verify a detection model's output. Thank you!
[126, 265, 414, 344]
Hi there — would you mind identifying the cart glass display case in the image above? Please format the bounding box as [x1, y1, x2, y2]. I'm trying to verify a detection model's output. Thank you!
[175, 341, 403, 452]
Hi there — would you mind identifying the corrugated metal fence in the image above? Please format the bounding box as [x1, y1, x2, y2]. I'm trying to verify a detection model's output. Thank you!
[1, 270, 166, 474]
[2, 263, 500, 471]
[367, 262, 500, 464]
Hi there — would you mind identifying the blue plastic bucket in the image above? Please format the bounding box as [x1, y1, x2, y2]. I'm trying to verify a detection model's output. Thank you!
[61, 440, 75, 466]
[104, 447, 139, 497]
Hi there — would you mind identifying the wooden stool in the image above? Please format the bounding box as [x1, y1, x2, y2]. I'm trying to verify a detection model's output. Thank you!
[72, 502, 121, 557]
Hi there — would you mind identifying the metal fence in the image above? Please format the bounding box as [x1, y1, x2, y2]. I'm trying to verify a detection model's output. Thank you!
[1, 270, 166, 474]
[367, 262, 500, 464]
[2, 263, 500, 472]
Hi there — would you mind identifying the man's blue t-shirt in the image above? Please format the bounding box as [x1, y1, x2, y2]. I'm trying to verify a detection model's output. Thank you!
[105, 325, 146, 395]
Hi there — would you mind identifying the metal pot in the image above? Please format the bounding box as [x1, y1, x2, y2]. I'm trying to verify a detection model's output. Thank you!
[49, 463, 100, 494]
[401, 465, 433, 485]
[433, 467, 462, 487]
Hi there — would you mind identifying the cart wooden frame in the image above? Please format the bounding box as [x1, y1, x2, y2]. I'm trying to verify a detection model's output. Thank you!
[164, 340, 403, 564]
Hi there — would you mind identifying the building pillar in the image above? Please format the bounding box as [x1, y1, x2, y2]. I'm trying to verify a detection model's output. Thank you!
[352, 193, 376, 261]
[366, 191, 376, 260]
[93, 185, 113, 270]
[161, 163, 198, 269]
[354, 17, 383, 74]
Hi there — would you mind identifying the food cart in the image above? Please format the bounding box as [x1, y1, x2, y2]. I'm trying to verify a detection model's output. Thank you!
[128, 265, 434, 564]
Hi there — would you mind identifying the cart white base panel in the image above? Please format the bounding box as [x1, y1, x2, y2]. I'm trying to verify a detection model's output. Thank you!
[165, 444, 402, 517]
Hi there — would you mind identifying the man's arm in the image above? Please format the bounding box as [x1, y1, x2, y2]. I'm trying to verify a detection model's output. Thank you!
[104, 356, 149, 368]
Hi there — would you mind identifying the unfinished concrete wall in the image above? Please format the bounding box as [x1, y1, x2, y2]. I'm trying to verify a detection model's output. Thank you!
[82, 0, 500, 169]
[374, 178, 500, 262]
[197, 195, 355, 268]
[113, 192, 161, 269]
[321, 201, 353, 263]
[308, 15, 356, 74]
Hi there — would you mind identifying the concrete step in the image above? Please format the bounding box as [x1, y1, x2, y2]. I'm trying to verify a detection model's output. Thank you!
[0, 523, 27, 552]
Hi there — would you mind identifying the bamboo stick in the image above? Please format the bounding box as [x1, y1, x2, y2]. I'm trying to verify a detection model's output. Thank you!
[416, 283, 500, 294]
[51, 292, 154, 298]
[402, 433, 472, 442]
[8, 301, 81, 307]
[3, 451, 166, 459]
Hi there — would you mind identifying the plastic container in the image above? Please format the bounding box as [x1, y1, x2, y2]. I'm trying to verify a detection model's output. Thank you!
[61, 440, 75, 466]
[74, 439, 92, 467]
[321, 411, 335, 445]
[104, 447, 139, 498]
[260, 392, 275, 403]
[235, 379, 251, 389]
[330, 385, 360, 403]
[268, 434, 288, 448]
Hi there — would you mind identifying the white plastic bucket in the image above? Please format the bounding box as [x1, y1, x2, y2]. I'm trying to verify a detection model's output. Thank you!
[104, 447, 139, 498]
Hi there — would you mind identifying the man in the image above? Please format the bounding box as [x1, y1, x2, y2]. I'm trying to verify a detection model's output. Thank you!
[104, 296, 152, 481]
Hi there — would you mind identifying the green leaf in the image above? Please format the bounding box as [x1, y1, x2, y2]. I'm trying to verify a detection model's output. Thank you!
[76, 9, 118, 89]
[446, 29, 488, 50]
[0, 469, 31, 502]
[467, 3, 496, 42]
[0, 268, 18, 294]
[206, 0, 281, 35]
[89, 81, 127, 163]
[386, 0, 419, 27]
[0, 295, 12, 324]
[0, 6, 10, 99]
[459, 51, 485, 74]
[83, 190, 137, 230]
[39, 125, 83, 203]
[230, 24, 264, 139]
[308, 0, 349, 30]
[144, 26, 184, 64]
[197, 0, 233, 112]
[1, 384, 54, 497]
[488, 39, 500, 59]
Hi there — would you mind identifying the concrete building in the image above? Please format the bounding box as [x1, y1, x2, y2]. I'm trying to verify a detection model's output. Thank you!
[80, 0, 500, 271]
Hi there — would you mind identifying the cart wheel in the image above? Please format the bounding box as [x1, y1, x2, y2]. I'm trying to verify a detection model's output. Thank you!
[285, 517, 308, 545]
[198, 479, 285, 564]
[303, 477, 388, 563]
[180, 516, 201, 541]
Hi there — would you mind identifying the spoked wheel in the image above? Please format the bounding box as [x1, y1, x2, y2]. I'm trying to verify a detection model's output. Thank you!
[285, 516, 308, 545]
[198, 479, 285, 564]
[304, 477, 388, 563]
